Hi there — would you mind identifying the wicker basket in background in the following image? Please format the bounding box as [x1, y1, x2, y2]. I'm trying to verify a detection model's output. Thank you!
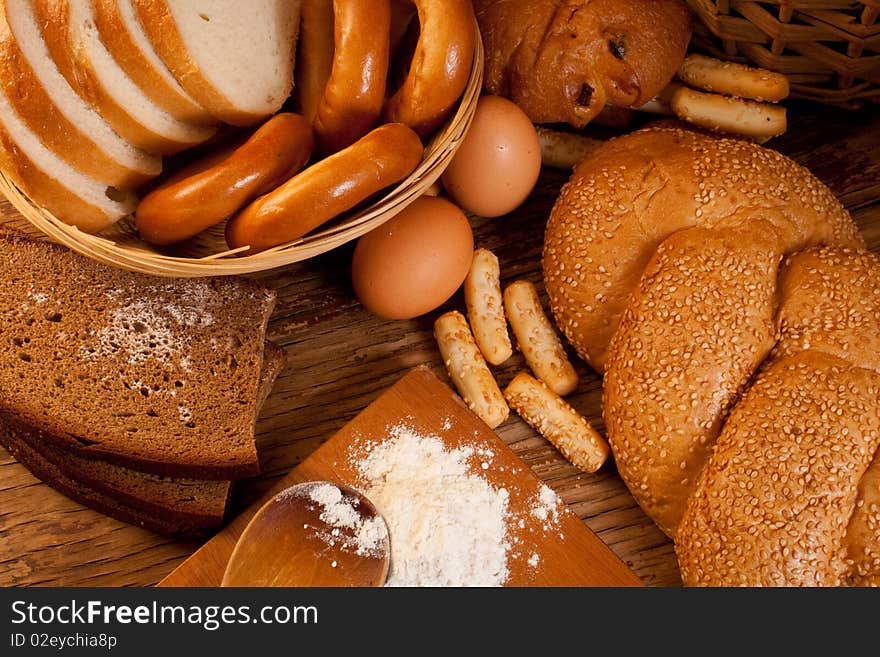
[687, 0, 880, 107]
[0, 23, 483, 278]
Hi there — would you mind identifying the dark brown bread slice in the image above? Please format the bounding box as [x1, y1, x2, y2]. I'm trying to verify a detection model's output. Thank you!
[0, 423, 203, 537]
[0, 341, 286, 536]
[0, 234, 276, 479]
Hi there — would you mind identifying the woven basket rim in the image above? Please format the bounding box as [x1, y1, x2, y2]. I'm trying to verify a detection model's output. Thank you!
[0, 21, 484, 278]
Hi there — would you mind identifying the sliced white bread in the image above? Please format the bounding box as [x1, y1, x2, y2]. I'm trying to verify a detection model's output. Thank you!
[29, 0, 216, 155]
[92, 0, 215, 126]
[0, 7, 155, 188]
[0, 80, 137, 233]
[135, 0, 301, 126]
[1, 0, 160, 188]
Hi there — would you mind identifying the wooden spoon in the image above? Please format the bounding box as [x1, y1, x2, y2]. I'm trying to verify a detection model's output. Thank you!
[222, 481, 390, 587]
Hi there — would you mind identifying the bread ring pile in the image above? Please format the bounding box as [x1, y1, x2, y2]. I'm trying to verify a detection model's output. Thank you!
[543, 125, 880, 586]
[130, 0, 478, 252]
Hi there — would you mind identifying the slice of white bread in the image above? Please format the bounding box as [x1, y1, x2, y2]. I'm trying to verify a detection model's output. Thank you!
[1, 0, 161, 188]
[0, 341, 286, 537]
[0, 81, 137, 232]
[92, 0, 215, 126]
[135, 0, 301, 126]
[0, 234, 277, 479]
[0, 7, 157, 189]
[29, 0, 216, 155]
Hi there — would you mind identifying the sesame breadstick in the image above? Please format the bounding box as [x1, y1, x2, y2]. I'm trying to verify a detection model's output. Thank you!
[504, 280, 578, 396]
[464, 248, 512, 366]
[504, 372, 609, 473]
[434, 311, 509, 428]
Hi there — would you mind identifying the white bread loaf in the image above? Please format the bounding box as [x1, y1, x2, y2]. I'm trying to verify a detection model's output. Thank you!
[92, 0, 214, 125]
[134, 0, 301, 126]
[0, 80, 137, 232]
[31, 0, 216, 155]
[2, 0, 160, 186]
[0, 6, 156, 188]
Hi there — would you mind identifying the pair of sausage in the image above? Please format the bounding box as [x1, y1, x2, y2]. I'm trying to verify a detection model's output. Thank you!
[136, 114, 422, 252]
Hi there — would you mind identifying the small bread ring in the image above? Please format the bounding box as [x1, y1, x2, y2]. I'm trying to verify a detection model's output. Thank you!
[135, 113, 314, 245]
[293, 0, 335, 125]
[671, 86, 787, 140]
[225, 123, 423, 254]
[382, 0, 476, 136]
[678, 54, 790, 103]
[313, 0, 391, 154]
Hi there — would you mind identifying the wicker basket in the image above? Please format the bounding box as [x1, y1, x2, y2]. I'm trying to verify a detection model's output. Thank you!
[0, 26, 483, 278]
[687, 0, 880, 106]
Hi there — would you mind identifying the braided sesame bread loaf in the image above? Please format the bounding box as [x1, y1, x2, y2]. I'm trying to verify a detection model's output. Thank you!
[475, 0, 692, 128]
[543, 126, 879, 585]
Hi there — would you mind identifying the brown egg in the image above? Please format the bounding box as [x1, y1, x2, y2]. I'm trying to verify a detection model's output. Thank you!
[352, 196, 474, 320]
[441, 95, 542, 217]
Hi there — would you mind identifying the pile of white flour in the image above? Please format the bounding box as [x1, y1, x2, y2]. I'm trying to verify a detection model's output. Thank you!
[353, 425, 512, 587]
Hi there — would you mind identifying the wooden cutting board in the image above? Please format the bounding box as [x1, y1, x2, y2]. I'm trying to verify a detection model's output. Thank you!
[160, 368, 642, 587]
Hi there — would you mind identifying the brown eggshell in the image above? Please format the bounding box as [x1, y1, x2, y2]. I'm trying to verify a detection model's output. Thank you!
[352, 197, 474, 320]
[441, 95, 541, 218]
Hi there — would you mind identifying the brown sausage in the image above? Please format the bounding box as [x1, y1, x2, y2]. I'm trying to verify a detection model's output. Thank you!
[225, 122, 423, 254]
[382, 0, 476, 136]
[313, 0, 391, 154]
[135, 113, 314, 245]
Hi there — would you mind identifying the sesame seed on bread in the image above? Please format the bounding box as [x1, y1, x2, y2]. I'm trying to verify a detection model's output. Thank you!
[676, 247, 880, 587]
[0, 234, 276, 479]
[543, 125, 863, 373]
[545, 127, 880, 586]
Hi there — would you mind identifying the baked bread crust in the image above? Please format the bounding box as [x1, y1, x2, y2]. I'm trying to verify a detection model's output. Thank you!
[475, 0, 692, 127]
[677, 248, 880, 586]
[543, 128, 880, 585]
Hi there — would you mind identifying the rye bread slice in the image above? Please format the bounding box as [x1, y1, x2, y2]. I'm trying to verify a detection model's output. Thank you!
[0, 341, 285, 536]
[0, 427, 207, 537]
[0, 234, 276, 479]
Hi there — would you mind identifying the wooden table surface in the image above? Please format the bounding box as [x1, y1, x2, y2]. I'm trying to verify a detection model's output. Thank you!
[1, 103, 879, 587]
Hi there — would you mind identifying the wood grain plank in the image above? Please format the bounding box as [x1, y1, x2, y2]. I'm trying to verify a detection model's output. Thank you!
[1, 103, 878, 587]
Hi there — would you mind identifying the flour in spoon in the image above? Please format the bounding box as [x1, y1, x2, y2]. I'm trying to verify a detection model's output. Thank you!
[352, 425, 512, 587]
[297, 482, 388, 557]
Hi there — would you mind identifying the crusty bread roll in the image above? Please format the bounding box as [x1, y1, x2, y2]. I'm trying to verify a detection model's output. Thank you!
[475, 0, 692, 127]
[543, 127, 878, 585]
[678, 248, 880, 587]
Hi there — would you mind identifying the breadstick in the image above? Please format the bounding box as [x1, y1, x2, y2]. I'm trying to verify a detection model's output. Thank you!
[678, 54, 789, 102]
[504, 372, 609, 473]
[503, 280, 578, 396]
[536, 126, 602, 170]
[434, 311, 509, 428]
[670, 87, 787, 140]
[464, 249, 512, 366]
